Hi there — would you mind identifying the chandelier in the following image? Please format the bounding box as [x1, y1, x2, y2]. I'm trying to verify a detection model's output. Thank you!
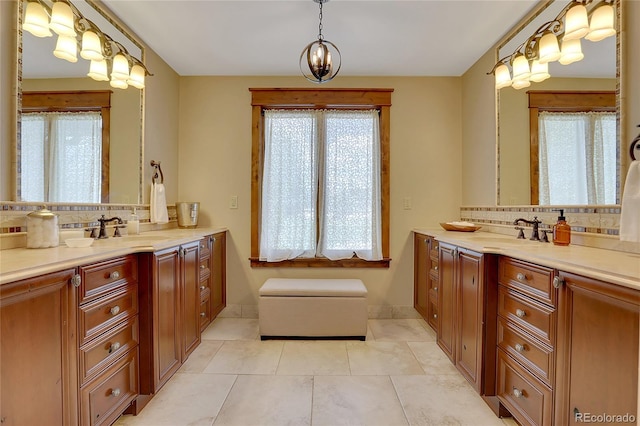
[489, 0, 616, 90]
[299, 0, 341, 83]
[22, 0, 151, 89]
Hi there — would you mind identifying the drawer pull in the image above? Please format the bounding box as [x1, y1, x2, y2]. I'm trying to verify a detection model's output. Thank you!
[515, 308, 526, 318]
[200, 312, 206, 317]
[512, 388, 524, 398]
[515, 343, 525, 353]
[109, 271, 120, 280]
[109, 342, 121, 353]
[434, 266, 438, 271]
[201, 243, 205, 249]
[553, 276, 565, 288]
[210, 236, 216, 243]
[200, 264, 206, 269]
[111, 388, 121, 398]
[516, 272, 527, 282]
[200, 286, 206, 291]
[433, 314, 437, 319]
[434, 287, 438, 291]
[110, 305, 120, 316]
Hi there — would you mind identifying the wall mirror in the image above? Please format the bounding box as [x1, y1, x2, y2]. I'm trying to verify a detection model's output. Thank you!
[12, 0, 144, 204]
[496, 0, 621, 206]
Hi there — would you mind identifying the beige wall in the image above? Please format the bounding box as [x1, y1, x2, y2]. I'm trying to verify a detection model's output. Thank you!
[177, 76, 462, 308]
[1, 0, 17, 201]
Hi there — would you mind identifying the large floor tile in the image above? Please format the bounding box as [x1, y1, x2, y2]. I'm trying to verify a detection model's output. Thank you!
[368, 319, 436, 342]
[213, 375, 312, 426]
[276, 341, 350, 375]
[179, 340, 224, 373]
[407, 342, 459, 375]
[201, 318, 259, 341]
[391, 375, 504, 426]
[203, 340, 284, 374]
[114, 373, 237, 426]
[312, 375, 408, 426]
[347, 341, 425, 375]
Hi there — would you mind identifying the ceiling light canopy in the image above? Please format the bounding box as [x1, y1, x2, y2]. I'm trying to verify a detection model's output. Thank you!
[300, 0, 341, 84]
[488, 0, 615, 90]
[22, 0, 151, 89]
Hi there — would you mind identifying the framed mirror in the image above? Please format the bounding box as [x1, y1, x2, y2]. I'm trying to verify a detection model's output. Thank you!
[496, 0, 621, 206]
[13, 0, 144, 204]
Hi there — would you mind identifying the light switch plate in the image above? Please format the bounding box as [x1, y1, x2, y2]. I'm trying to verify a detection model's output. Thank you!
[230, 195, 238, 209]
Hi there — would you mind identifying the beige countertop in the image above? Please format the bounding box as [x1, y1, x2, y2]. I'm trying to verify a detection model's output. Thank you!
[414, 228, 640, 292]
[0, 227, 227, 285]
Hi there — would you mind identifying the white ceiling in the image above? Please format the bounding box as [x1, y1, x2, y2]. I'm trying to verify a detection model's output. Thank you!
[98, 0, 541, 78]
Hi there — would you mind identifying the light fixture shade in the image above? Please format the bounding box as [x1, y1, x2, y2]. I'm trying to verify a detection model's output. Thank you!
[538, 32, 561, 64]
[87, 59, 109, 81]
[49, 1, 76, 37]
[559, 38, 584, 65]
[127, 64, 146, 89]
[80, 30, 103, 61]
[110, 75, 128, 89]
[511, 54, 531, 81]
[111, 53, 130, 80]
[23, 2, 52, 37]
[512, 78, 531, 90]
[585, 4, 616, 42]
[494, 64, 512, 89]
[563, 3, 589, 41]
[529, 60, 550, 82]
[53, 34, 78, 63]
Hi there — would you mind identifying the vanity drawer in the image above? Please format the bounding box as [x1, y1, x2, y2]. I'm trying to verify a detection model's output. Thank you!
[79, 316, 139, 385]
[199, 294, 211, 331]
[499, 257, 555, 307]
[80, 349, 139, 426]
[199, 238, 210, 260]
[497, 317, 554, 386]
[497, 349, 553, 426]
[79, 285, 138, 345]
[498, 286, 555, 347]
[80, 255, 137, 304]
[199, 258, 211, 282]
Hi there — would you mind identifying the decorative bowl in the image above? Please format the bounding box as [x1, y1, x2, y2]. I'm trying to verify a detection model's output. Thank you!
[439, 222, 482, 232]
[65, 237, 94, 248]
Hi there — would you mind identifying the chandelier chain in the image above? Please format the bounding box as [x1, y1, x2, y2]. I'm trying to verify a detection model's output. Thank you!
[318, 1, 324, 41]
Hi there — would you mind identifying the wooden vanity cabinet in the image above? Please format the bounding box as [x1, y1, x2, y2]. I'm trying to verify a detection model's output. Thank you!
[0, 268, 79, 426]
[554, 272, 639, 426]
[209, 232, 227, 320]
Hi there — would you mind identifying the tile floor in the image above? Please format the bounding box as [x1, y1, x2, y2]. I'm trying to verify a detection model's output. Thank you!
[115, 318, 518, 426]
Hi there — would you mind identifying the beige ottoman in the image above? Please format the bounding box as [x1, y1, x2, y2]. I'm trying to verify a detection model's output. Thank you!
[259, 278, 368, 340]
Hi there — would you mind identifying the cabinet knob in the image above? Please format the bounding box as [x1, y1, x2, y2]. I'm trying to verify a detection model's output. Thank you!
[434, 287, 438, 291]
[111, 388, 121, 398]
[200, 264, 206, 269]
[110, 305, 120, 316]
[433, 314, 437, 319]
[210, 236, 216, 243]
[71, 274, 81, 288]
[110, 271, 120, 280]
[515, 343, 525, 353]
[200, 312, 206, 317]
[553, 276, 565, 289]
[200, 286, 206, 291]
[434, 266, 438, 271]
[109, 342, 121, 353]
[512, 388, 524, 398]
[516, 272, 527, 282]
[515, 308, 526, 318]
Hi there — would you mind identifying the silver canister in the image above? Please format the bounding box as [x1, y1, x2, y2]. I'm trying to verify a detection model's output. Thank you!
[26, 206, 59, 248]
[176, 202, 200, 228]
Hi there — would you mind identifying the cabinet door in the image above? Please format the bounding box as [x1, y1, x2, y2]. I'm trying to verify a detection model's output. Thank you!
[456, 250, 483, 391]
[181, 241, 201, 360]
[555, 272, 639, 426]
[437, 243, 456, 362]
[0, 269, 78, 426]
[209, 232, 226, 319]
[413, 233, 430, 320]
[153, 249, 181, 391]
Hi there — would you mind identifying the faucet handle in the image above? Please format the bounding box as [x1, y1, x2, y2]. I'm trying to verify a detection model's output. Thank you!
[85, 227, 98, 239]
[515, 226, 525, 239]
[114, 225, 126, 237]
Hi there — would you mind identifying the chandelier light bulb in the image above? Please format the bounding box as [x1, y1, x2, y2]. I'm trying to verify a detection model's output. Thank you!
[127, 64, 146, 89]
[53, 34, 78, 63]
[563, 3, 589, 41]
[80, 30, 104, 61]
[111, 53, 130, 80]
[494, 64, 512, 89]
[585, 3, 616, 42]
[529, 60, 550, 82]
[538, 31, 561, 64]
[49, 1, 76, 37]
[87, 59, 109, 81]
[23, 2, 52, 37]
[559, 38, 584, 65]
[511, 54, 531, 81]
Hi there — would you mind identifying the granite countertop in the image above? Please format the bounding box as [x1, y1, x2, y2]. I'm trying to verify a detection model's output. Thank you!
[0, 227, 227, 285]
[414, 228, 640, 292]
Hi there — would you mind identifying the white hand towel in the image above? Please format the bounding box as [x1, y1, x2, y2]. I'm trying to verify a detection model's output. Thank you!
[150, 182, 169, 224]
[620, 160, 640, 242]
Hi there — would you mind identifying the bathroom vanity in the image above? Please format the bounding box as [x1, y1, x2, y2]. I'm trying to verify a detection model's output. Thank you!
[414, 229, 639, 426]
[0, 228, 226, 426]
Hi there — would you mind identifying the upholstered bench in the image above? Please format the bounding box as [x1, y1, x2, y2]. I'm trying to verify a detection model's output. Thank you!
[259, 278, 368, 340]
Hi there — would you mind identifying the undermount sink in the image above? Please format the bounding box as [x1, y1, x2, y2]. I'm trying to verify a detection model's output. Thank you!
[120, 235, 168, 241]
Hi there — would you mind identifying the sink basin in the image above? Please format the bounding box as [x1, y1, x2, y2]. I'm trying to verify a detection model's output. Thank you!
[120, 235, 168, 241]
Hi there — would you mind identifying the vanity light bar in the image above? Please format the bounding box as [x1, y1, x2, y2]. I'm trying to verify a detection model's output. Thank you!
[488, 0, 615, 90]
[22, 0, 151, 89]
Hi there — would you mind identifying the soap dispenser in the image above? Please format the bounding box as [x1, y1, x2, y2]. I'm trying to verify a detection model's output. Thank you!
[552, 209, 571, 246]
[127, 208, 140, 235]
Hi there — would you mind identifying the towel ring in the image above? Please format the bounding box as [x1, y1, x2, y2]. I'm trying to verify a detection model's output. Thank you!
[150, 160, 164, 184]
[630, 125, 640, 161]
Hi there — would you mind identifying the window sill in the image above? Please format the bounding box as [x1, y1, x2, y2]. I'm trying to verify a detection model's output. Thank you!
[249, 257, 391, 268]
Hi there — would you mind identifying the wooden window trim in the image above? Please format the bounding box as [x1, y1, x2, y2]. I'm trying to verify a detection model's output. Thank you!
[21, 91, 112, 203]
[249, 88, 393, 268]
[528, 91, 616, 205]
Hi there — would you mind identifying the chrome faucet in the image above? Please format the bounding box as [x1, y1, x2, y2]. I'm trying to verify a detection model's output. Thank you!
[513, 216, 542, 241]
[97, 215, 123, 239]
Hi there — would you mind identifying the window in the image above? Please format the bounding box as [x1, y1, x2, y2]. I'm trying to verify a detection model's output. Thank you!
[250, 88, 392, 267]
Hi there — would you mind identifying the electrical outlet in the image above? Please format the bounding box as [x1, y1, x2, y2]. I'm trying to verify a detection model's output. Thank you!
[230, 195, 238, 209]
[403, 197, 412, 210]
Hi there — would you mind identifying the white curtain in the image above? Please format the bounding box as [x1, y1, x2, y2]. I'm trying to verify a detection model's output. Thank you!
[259, 109, 382, 262]
[538, 111, 616, 205]
[21, 112, 102, 203]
